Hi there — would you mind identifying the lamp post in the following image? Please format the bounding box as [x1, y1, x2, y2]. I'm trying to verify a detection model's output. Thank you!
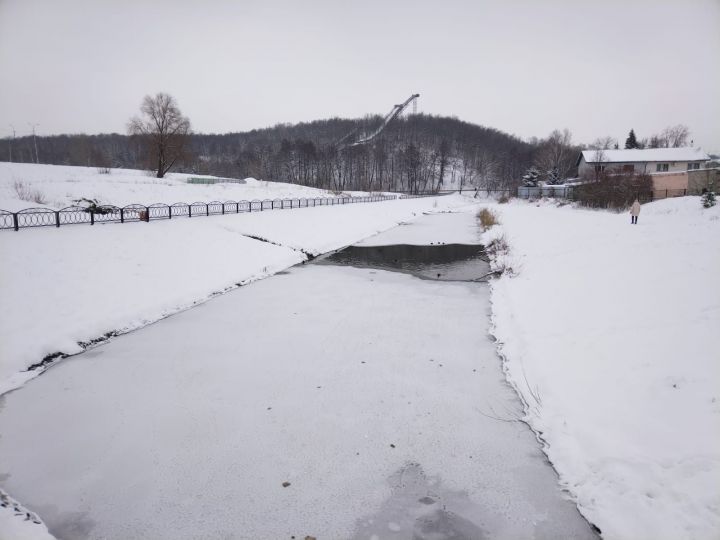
[28, 122, 40, 164]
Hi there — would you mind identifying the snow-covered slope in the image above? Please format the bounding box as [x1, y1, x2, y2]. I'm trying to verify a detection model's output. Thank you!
[0, 490, 54, 540]
[0, 162, 354, 212]
[486, 197, 720, 540]
[0, 166, 472, 539]
[0, 193, 470, 397]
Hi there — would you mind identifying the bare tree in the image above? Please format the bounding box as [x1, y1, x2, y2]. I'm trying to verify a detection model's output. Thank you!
[128, 93, 191, 178]
[589, 136, 617, 150]
[436, 138, 450, 189]
[648, 135, 662, 148]
[648, 124, 691, 148]
[661, 124, 690, 148]
[534, 128, 575, 184]
[591, 148, 607, 180]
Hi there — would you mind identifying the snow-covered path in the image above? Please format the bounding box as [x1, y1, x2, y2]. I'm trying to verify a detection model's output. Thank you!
[0, 213, 595, 540]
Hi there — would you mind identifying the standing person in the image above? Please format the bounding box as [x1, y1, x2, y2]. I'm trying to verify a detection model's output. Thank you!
[630, 198, 641, 224]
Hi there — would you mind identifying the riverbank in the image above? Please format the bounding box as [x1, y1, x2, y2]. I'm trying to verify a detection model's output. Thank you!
[485, 197, 720, 540]
[0, 209, 597, 540]
[0, 194, 474, 396]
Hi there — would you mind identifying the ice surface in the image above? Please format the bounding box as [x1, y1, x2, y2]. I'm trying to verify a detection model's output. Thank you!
[355, 209, 482, 246]
[0, 191, 471, 395]
[0, 258, 594, 540]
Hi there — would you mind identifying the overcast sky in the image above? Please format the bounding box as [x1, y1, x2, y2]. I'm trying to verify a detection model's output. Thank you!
[1, 0, 719, 151]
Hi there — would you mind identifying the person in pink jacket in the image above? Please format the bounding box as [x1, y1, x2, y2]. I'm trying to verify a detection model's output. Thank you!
[630, 199, 641, 224]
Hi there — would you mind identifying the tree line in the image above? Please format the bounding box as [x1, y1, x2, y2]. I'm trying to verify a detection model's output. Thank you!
[4, 93, 691, 193]
[0, 94, 537, 193]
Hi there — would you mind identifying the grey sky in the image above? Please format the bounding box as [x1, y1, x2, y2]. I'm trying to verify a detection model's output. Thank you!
[1, 0, 719, 152]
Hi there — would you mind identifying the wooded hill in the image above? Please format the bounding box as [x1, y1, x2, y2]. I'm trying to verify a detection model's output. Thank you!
[1, 114, 546, 192]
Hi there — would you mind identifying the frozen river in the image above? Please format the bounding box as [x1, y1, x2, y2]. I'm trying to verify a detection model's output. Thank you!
[0, 212, 596, 539]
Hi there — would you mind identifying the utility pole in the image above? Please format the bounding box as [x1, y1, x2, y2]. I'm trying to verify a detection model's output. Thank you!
[8, 125, 15, 162]
[28, 122, 39, 164]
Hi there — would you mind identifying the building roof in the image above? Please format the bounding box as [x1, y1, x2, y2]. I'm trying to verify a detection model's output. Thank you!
[580, 147, 710, 164]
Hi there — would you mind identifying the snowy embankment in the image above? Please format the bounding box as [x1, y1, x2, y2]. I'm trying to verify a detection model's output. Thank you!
[0, 166, 474, 540]
[0, 187, 470, 396]
[485, 197, 720, 540]
[0, 162, 365, 212]
[0, 490, 54, 540]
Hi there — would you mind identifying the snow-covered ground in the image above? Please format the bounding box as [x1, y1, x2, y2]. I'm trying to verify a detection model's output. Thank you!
[2, 162, 717, 540]
[485, 197, 720, 540]
[0, 191, 470, 395]
[0, 174, 474, 540]
[0, 490, 54, 540]
[355, 209, 482, 246]
[0, 162, 362, 212]
[0, 212, 595, 540]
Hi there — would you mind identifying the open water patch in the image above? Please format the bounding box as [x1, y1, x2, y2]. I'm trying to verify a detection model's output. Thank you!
[318, 243, 491, 281]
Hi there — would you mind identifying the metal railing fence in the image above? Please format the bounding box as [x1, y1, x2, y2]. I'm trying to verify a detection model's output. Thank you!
[0, 193, 437, 232]
[517, 186, 704, 201]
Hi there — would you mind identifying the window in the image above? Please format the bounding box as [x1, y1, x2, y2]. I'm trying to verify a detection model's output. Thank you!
[687, 162, 700, 170]
[594, 165, 605, 173]
[622, 164, 634, 172]
[656, 163, 669, 172]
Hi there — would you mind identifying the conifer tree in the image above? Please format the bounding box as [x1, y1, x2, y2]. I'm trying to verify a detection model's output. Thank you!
[522, 166, 540, 187]
[545, 167, 561, 185]
[702, 181, 716, 208]
[625, 129, 639, 149]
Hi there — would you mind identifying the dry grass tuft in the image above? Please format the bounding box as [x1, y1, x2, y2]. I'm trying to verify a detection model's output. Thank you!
[13, 181, 47, 205]
[477, 207, 499, 231]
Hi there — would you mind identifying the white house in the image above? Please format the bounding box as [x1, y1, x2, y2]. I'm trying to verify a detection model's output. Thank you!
[577, 147, 710, 176]
[576, 147, 712, 193]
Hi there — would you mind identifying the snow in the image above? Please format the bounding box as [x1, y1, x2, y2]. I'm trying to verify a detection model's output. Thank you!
[0, 491, 54, 540]
[0, 224, 595, 539]
[3, 162, 718, 539]
[0, 194, 471, 398]
[0, 172, 473, 540]
[355, 206, 482, 246]
[580, 147, 710, 164]
[0, 219, 305, 395]
[485, 196, 720, 540]
[0, 162, 364, 212]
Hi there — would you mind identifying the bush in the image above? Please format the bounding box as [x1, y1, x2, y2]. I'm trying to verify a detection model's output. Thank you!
[498, 195, 509, 204]
[13, 181, 47, 205]
[72, 197, 114, 214]
[573, 172, 653, 209]
[477, 208, 498, 230]
[702, 190, 716, 208]
[484, 232, 513, 275]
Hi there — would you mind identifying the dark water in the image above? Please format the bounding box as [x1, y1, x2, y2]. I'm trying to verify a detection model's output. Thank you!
[319, 243, 491, 281]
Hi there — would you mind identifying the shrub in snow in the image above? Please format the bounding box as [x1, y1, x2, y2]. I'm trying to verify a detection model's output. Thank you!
[483, 229, 513, 276]
[701, 190, 716, 208]
[573, 171, 652, 209]
[13, 181, 47, 205]
[72, 197, 113, 214]
[477, 208, 499, 231]
[479, 217, 515, 276]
